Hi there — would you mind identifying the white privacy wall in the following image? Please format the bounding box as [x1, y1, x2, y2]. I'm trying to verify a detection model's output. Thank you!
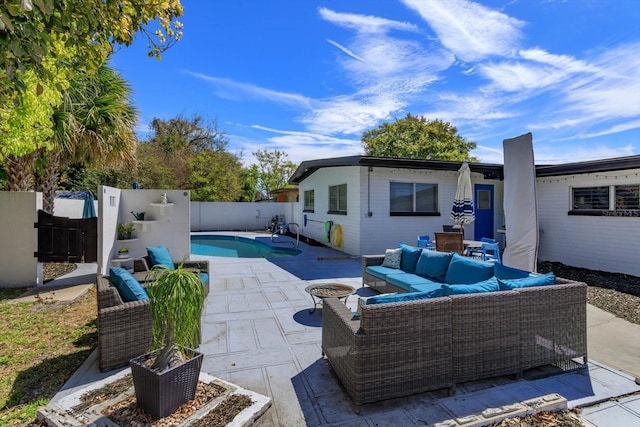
[0, 191, 42, 288]
[536, 170, 640, 276]
[98, 187, 191, 276]
[191, 202, 294, 232]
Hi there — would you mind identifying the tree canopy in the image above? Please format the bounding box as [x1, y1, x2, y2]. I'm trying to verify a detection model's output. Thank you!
[253, 149, 297, 200]
[361, 114, 478, 162]
[0, 0, 183, 104]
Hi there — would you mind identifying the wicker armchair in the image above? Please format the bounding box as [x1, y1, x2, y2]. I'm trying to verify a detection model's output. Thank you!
[133, 256, 210, 296]
[97, 275, 152, 372]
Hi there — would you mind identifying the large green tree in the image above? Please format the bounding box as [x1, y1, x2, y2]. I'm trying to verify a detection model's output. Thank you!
[35, 63, 138, 213]
[0, 0, 183, 106]
[362, 114, 477, 161]
[136, 114, 230, 190]
[188, 150, 244, 202]
[253, 149, 297, 200]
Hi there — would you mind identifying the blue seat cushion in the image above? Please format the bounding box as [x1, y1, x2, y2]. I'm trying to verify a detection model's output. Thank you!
[442, 277, 500, 295]
[386, 273, 437, 292]
[146, 244, 175, 270]
[494, 263, 533, 279]
[398, 243, 422, 273]
[498, 273, 556, 290]
[366, 290, 440, 305]
[109, 267, 149, 302]
[444, 253, 494, 284]
[409, 282, 444, 297]
[366, 265, 406, 281]
[415, 250, 453, 281]
[199, 272, 209, 286]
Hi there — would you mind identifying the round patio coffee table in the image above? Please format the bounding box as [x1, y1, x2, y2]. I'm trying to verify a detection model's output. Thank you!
[305, 283, 355, 314]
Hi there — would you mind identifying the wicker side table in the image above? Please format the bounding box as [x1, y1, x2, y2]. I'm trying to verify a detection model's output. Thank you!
[305, 283, 355, 314]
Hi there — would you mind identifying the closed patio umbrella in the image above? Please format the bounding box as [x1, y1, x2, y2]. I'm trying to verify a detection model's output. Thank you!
[450, 162, 475, 234]
[82, 192, 97, 219]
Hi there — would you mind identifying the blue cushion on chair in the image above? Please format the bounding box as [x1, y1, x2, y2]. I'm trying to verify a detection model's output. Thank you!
[442, 277, 499, 295]
[444, 253, 494, 284]
[409, 282, 444, 296]
[366, 265, 407, 281]
[109, 267, 149, 302]
[498, 273, 556, 290]
[386, 273, 439, 292]
[146, 245, 175, 270]
[415, 249, 453, 281]
[398, 243, 422, 273]
[366, 290, 441, 305]
[494, 263, 533, 279]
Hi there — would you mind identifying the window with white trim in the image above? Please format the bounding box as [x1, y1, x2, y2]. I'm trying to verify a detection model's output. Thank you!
[303, 190, 314, 212]
[328, 184, 347, 214]
[615, 185, 639, 209]
[571, 184, 640, 214]
[390, 182, 438, 215]
[572, 186, 609, 210]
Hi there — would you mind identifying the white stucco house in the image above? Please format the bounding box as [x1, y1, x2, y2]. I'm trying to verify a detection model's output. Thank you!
[288, 155, 640, 277]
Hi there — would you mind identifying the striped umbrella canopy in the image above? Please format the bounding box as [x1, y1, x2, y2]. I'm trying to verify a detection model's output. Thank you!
[450, 162, 475, 229]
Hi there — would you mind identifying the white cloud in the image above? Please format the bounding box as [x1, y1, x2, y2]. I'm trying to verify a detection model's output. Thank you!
[184, 71, 312, 109]
[233, 125, 363, 165]
[401, 0, 525, 61]
[319, 7, 419, 34]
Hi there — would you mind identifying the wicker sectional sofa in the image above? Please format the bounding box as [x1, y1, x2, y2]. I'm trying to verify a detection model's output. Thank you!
[321, 253, 588, 411]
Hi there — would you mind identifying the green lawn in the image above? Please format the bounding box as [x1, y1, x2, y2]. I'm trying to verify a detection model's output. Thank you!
[0, 287, 97, 426]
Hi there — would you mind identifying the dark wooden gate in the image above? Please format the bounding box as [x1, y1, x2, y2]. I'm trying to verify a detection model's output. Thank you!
[34, 210, 97, 263]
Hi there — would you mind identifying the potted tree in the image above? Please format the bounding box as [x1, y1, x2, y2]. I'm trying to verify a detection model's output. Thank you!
[129, 264, 206, 418]
[117, 222, 135, 240]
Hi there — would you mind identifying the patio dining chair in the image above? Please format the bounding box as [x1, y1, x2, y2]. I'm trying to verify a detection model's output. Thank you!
[417, 235, 435, 250]
[481, 242, 501, 263]
[469, 237, 497, 258]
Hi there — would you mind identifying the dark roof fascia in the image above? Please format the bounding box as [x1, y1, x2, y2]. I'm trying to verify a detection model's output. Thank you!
[535, 155, 640, 177]
[289, 155, 504, 183]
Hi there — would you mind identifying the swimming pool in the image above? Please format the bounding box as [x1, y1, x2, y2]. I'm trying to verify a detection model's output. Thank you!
[191, 235, 301, 258]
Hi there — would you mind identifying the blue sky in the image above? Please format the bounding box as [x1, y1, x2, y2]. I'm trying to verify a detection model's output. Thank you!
[111, 0, 640, 166]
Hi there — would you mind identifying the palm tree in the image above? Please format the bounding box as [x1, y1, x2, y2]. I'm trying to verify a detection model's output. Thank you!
[35, 63, 138, 213]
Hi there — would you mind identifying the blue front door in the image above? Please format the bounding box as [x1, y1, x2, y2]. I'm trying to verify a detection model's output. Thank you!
[474, 184, 494, 241]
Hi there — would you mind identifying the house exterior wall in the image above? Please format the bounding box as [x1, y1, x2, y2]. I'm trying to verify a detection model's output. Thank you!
[359, 167, 504, 255]
[297, 166, 361, 254]
[297, 166, 503, 256]
[536, 169, 640, 276]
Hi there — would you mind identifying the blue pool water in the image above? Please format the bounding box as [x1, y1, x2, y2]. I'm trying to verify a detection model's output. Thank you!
[191, 235, 301, 258]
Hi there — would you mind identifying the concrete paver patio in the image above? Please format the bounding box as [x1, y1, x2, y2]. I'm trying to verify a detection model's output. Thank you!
[49, 232, 640, 426]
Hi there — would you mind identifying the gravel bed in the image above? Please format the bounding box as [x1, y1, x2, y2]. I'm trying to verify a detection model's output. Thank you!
[538, 261, 640, 325]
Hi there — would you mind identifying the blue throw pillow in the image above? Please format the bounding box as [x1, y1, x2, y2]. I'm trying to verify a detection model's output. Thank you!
[494, 263, 533, 279]
[398, 243, 422, 273]
[442, 277, 499, 295]
[415, 250, 453, 281]
[444, 253, 494, 284]
[498, 273, 556, 290]
[146, 244, 175, 270]
[367, 289, 441, 305]
[109, 267, 149, 302]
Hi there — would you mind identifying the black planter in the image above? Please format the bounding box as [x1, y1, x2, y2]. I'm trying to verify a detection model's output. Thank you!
[130, 348, 203, 418]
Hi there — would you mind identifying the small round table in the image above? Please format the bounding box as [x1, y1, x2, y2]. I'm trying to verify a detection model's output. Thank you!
[304, 283, 355, 314]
